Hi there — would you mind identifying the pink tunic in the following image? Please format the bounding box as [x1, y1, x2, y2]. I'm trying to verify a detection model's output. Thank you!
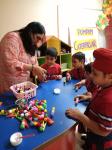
[0, 32, 38, 94]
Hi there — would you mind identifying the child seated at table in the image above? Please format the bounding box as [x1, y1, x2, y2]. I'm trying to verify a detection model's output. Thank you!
[66, 48, 112, 150]
[74, 62, 99, 101]
[41, 47, 62, 80]
[66, 52, 85, 80]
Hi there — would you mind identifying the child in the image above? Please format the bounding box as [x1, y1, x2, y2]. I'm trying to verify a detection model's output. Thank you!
[66, 52, 85, 80]
[66, 48, 112, 150]
[41, 47, 62, 80]
[74, 63, 99, 101]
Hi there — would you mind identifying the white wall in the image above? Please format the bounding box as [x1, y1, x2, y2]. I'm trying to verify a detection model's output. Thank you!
[58, 0, 103, 44]
[0, 0, 58, 39]
[57, 0, 105, 63]
[0, 0, 105, 52]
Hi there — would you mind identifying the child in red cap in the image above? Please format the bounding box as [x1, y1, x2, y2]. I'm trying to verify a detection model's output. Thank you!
[66, 48, 112, 150]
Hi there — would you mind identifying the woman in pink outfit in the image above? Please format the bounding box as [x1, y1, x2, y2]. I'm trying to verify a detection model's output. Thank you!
[0, 22, 47, 94]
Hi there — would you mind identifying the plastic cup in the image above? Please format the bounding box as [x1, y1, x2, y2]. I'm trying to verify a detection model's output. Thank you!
[10, 132, 22, 146]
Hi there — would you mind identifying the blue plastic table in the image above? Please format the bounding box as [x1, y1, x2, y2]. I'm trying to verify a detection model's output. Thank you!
[0, 79, 88, 150]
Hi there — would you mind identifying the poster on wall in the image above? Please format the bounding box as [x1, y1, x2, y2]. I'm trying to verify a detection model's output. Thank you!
[74, 27, 98, 63]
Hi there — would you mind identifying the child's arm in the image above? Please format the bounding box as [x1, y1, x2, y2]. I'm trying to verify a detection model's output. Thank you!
[74, 92, 92, 101]
[74, 79, 86, 89]
[49, 74, 62, 80]
[53, 65, 62, 80]
[65, 108, 111, 136]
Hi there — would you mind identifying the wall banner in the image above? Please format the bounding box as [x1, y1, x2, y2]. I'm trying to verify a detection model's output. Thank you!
[74, 28, 98, 52]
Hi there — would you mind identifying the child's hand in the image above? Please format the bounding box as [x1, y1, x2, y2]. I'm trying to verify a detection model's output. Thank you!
[51, 75, 62, 80]
[74, 82, 82, 89]
[65, 108, 82, 120]
[32, 65, 47, 81]
[74, 92, 92, 101]
[74, 79, 86, 89]
[57, 75, 62, 80]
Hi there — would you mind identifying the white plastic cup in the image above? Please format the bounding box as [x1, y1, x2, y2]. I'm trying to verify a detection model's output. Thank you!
[10, 132, 22, 146]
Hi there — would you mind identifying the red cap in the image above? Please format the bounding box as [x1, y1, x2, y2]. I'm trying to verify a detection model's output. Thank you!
[93, 48, 112, 74]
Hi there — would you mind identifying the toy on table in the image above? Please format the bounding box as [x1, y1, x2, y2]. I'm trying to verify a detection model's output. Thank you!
[63, 78, 66, 85]
[20, 133, 35, 139]
[73, 81, 83, 91]
[74, 86, 79, 92]
[15, 98, 28, 109]
[20, 119, 29, 129]
[50, 107, 55, 118]
[74, 97, 79, 107]
[73, 83, 81, 92]
[63, 73, 71, 86]
[10, 132, 23, 146]
[15, 85, 33, 93]
[46, 117, 54, 125]
[0, 109, 7, 115]
[66, 72, 71, 82]
[10, 132, 35, 146]
[39, 122, 47, 132]
[53, 88, 61, 94]
[0, 98, 54, 132]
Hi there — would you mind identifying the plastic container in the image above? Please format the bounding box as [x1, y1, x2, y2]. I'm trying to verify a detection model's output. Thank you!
[10, 132, 22, 146]
[10, 81, 38, 99]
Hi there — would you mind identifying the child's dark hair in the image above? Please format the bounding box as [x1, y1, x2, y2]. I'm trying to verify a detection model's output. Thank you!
[46, 47, 57, 58]
[84, 63, 92, 73]
[72, 52, 85, 63]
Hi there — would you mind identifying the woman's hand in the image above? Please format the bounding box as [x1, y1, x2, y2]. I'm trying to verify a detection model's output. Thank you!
[32, 65, 47, 81]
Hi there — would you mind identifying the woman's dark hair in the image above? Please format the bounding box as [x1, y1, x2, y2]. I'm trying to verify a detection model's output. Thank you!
[84, 63, 92, 73]
[18, 22, 45, 56]
[46, 47, 57, 58]
[72, 52, 85, 63]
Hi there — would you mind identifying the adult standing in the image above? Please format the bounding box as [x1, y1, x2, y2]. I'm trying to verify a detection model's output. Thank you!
[0, 22, 47, 94]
